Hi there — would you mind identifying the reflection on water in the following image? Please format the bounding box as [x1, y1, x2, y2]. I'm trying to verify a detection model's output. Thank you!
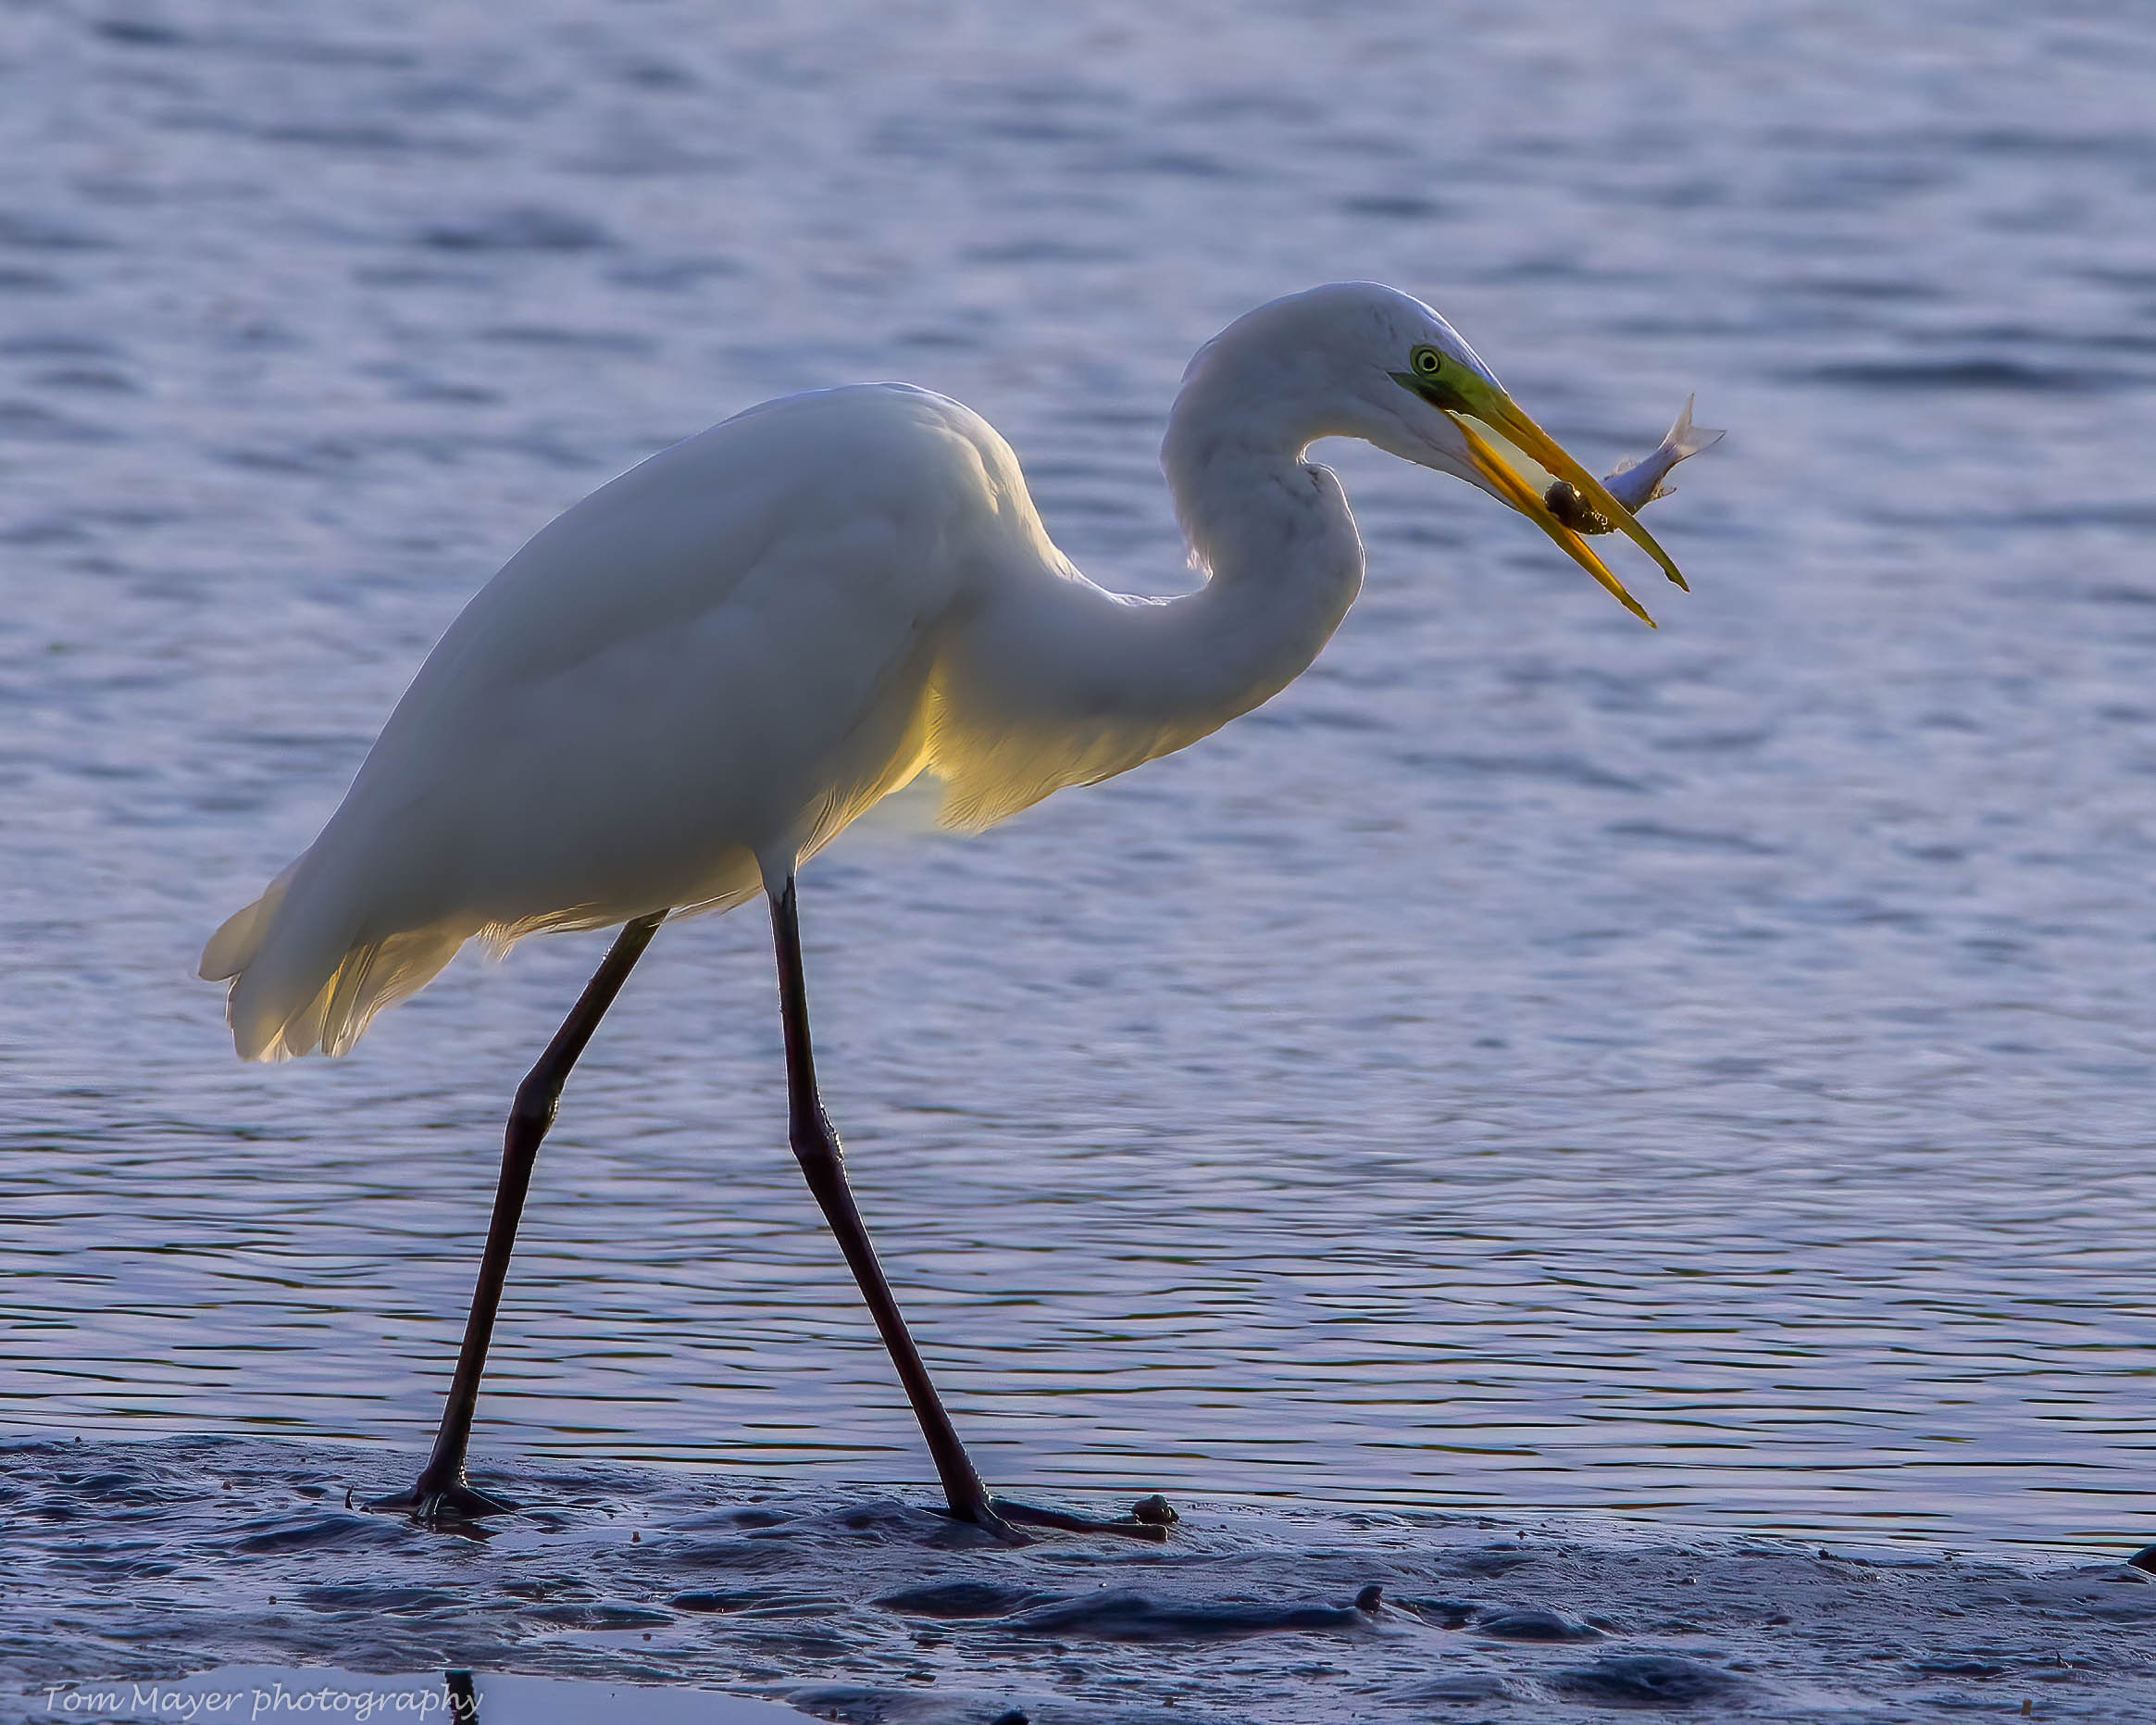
[4, 0, 2155, 1565]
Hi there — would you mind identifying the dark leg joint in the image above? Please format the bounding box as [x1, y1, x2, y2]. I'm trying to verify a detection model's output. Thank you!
[789, 1129, 845, 1201]
[506, 1081, 556, 1154]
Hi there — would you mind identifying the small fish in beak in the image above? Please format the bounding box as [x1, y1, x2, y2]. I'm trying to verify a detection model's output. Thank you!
[1391, 343, 1706, 625]
[1545, 395, 1724, 535]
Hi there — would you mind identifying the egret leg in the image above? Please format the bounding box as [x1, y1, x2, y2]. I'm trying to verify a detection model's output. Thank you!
[371, 910, 666, 1523]
[769, 875, 1170, 1544]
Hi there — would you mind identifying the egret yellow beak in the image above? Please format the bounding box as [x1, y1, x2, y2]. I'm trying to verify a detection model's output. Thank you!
[1449, 416, 1658, 629]
[1397, 367, 1691, 628]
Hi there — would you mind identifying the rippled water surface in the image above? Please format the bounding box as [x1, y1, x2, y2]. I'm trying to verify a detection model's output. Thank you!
[6, 0, 2156, 1619]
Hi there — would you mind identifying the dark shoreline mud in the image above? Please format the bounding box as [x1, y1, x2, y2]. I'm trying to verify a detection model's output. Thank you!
[7, 1438, 2153, 1722]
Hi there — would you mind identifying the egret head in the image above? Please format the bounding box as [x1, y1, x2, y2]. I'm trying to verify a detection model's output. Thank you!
[1181, 282, 1689, 626]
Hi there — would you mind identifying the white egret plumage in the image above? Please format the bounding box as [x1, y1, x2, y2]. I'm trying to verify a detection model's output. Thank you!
[202, 282, 1713, 1538]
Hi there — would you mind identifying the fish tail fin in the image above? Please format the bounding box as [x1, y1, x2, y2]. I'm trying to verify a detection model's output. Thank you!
[1612, 395, 1726, 501]
[1664, 394, 1726, 461]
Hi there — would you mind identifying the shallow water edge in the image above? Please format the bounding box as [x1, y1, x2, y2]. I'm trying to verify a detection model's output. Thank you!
[9, 1436, 2154, 1723]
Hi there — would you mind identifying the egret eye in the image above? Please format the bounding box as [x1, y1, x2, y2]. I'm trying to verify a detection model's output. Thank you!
[1412, 346, 1443, 377]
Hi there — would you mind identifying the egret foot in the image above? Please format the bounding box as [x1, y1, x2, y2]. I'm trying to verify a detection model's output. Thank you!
[946, 1496, 1028, 1545]
[367, 1472, 519, 1525]
[991, 1494, 1176, 1543]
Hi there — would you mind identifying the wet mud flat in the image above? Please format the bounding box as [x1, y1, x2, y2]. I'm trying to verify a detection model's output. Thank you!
[6, 1439, 2155, 1721]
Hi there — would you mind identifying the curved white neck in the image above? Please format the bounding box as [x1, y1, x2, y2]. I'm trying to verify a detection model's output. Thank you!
[1158, 383, 1366, 716]
[927, 390, 1365, 831]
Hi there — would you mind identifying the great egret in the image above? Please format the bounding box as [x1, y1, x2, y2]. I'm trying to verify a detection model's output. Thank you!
[202, 282, 1714, 1540]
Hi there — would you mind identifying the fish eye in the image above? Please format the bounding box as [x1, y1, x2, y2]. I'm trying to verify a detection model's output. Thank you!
[1411, 345, 1443, 377]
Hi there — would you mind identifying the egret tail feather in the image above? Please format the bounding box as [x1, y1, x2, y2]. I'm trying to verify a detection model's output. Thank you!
[206, 864, 474, 1061]
[198, 860, 299, 982]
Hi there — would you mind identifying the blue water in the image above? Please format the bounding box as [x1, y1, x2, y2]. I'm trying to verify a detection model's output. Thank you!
[5, 4, 2155, 1677]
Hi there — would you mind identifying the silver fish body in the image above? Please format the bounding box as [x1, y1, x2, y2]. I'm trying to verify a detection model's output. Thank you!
[1544, 395, 1724, 534]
